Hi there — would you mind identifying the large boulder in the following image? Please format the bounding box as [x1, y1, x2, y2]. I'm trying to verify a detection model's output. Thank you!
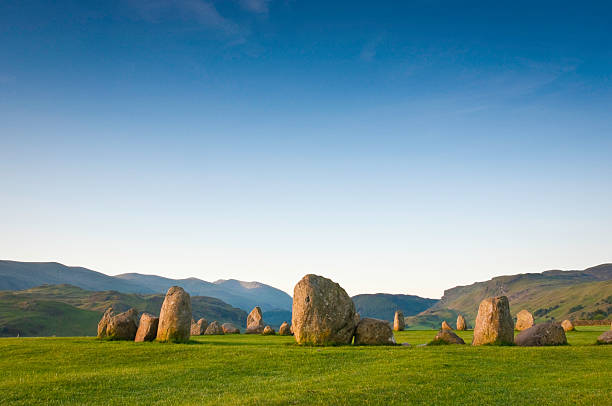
[135, 313, 159, 342]
[515, 309, 534, 331]
[472, 296, 514, 346]
[597, 330, 612, 345]
[191, 318, 208, 336]
[456, 314, 466, 331]
[515, 322, 567, 346]
[278, 322, 292, 336]
[222, 323, 240, 334]
[429, 329, 465, 345]
[354, 318, 396, 345]
[97, 307, 114, 338]
[561, 319, 574, 332]
[262, 325, 275, 335]
[204, 321, 224, 335]
[292, 274, 358, 345]
[245, 306, 265, 334]
[157, 286, 192, 343]
[393, 310, 405, 331]
[441, 321, 453, 330]
[107, 308, 139, 340]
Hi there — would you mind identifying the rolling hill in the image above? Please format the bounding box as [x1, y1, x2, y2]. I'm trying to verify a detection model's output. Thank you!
[352, 294, 438, 321]
[0, 284, 247, 337]
[406, 264, 612, 329]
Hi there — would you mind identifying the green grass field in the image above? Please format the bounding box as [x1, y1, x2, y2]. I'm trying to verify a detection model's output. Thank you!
[1, 327, 610, 405]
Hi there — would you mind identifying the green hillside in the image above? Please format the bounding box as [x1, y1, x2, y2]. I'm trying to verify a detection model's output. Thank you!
[406, 264, 612, 329]
[352, 294, 438, 321]
[0, 285, 247, 337]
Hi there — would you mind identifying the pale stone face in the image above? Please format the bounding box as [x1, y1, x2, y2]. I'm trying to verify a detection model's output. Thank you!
[245, 307, 265, 334]
[278, 322, 292, 336]
[393, 310, 405, 331]
[515, 309, 534, 331]
[561, 319, 574, 332]
[456, 315, 466, 331]
[204, 321, 224, 335]
[190, 318, 208, 336]
[135, 313, 159, 342]
[157, 286, 192, 342]
[353, 318, 396, 346]
[472, 296, 514, 346]
[107, 308, 139, 340]
[97, 307, 114, 338]
[441, 321, 453, 330]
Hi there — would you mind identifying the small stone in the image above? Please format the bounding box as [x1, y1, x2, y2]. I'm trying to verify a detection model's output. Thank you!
[245, 306, 265, 334]
[429, 329, 465, 345]
[278, 322, 292, 336]
[353, 318, 396, 345]
[107, 308, 139, 341]
[97, 307, 114, 339]
[456, 314, 466, 331]
[393, 310, 405, 331]
[190, 318, 208, 336]
[204, 321, 224, 335]
[262, 325, 275, 335]
[596, 330, 612, 344]
[441, 321, 453, 330]
[561, 319, 574, 332]
[135, 313, 159, 342]
[222, 323, 240, 334]
[515, 322, 567, 346]
[515, 309, 534, 331]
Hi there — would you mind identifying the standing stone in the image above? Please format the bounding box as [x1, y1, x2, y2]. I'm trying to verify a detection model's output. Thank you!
[597, 330, 612, 344]
[278, 322, 292, 336]
[191, 318, 208, 336]
[204, 321, 224, 335]
[429, 329, 465, 345]
[292, 274, 358, 345]
[135, 313, 159, 342]
[97, 307, 114, 338]
[472, 296, 514, 346]
[561, 319, 574, 332]
[441, 321, 453, 330]
[393, 310, 405, 331]
[262, 325, 275, 335]
[456, 314, 467, 331]
[354, 318, 396, 345]
[515, 309, 534, 331]
[107, 308, 139, 340]
[515, 322, 567, 346]
[246, 306, 265, 334]
[157, 286, 192, 343]
[222, 323, 240, 334]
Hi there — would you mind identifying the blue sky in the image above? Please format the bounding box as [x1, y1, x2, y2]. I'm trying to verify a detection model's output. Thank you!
[1, 1, 611, 297]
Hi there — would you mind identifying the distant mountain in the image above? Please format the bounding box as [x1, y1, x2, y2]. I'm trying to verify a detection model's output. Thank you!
[352, 294, 438, 321]
[0, 261, 292, 312]
[406, 264, 612, 329]
[0, 284, 247, 337]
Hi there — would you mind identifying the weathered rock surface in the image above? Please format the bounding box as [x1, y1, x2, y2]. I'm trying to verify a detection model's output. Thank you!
[97, 307, 114, 338]
[515, 322, 567, 346]
[191, 318, 208, 336]
[204, 321, 224, 335]
[135, 313, 159, 342]
[157, 286, 192, 342]
[456, 314, 466, 331]
[472, 296, 514, 346]
[597, 330, 612, 344]
[353, 318, 396, 345]
[561, 319, 574, 332]
[245, 306, 265, 334]
[441, 321, 453, 330]
[222, 323, 240, 334]
[278, 321, 292, 336]
[292, 274, 358, 345]
[429, 329, 465, 345]
[107, 308, 139, 340]
[515, 309, 534, 331]
[393, 310, 405, 331]
[262, 325, 275, 335]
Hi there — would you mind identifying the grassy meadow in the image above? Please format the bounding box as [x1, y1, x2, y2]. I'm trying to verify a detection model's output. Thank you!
[1, 327, 610, 405]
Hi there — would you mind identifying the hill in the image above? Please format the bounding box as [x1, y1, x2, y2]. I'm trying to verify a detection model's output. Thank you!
[352, 294, 438, 321]
[0, 260, 292, 312]
[406, 264, 612, 329]
[0, 284, 247, 337]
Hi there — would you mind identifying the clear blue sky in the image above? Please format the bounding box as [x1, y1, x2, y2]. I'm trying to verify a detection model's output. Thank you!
[1, 1, 611, 298]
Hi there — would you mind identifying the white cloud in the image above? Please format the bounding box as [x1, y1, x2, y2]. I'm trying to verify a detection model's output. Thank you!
[239, 0, 271, 14]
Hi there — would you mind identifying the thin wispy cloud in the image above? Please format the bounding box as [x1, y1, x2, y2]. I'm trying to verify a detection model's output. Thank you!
[239, 0, 271, 14]
[360, 35, 384, 62]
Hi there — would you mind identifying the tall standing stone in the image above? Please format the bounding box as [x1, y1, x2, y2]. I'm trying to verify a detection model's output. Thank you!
[191, 318, 208, 336]
[472, 296, 514, 346]
[515, 309, 534, 331]
[157, 286, 192, 343]
[292, 274, 358, 345]
[561, 319, 574, 332]
[441, 321, 453, 330]
[456, 314, 467, 331]
[245, 306, 265, 334]
[393, 310, 405, 331]
[97, 307, 114, 338]
[278, 322, 292, 336]
[135, 313, 159, 342]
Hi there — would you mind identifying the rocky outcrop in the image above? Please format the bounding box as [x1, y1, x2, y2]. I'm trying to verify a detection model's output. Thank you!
[456, 314, 466, 331]
[190, 318, 208, 336]
[278, 322, 292, 336]
[429, 329, 465, 345]
[393, 310, 405, 331]
[135, 313, 159, 342]
[472, 296, 514, 346]
[204, 321, 224, 335]
[245, 306, 265, 334]
[157, 286, 192, 343]
[353, 318, 396, 345]
[97, 307, 114, 338]
[107, 308, 139, 341]
[441, 321, 453, 330]
[222, 323, 240, 334]
[561, 319, 574, 332]
[292, 274, 358, 345]
[515, 309, 534, 331]
[597, 330, 612, 344]
[515, 322, 567, 346]
[262, 325, 275, 335]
